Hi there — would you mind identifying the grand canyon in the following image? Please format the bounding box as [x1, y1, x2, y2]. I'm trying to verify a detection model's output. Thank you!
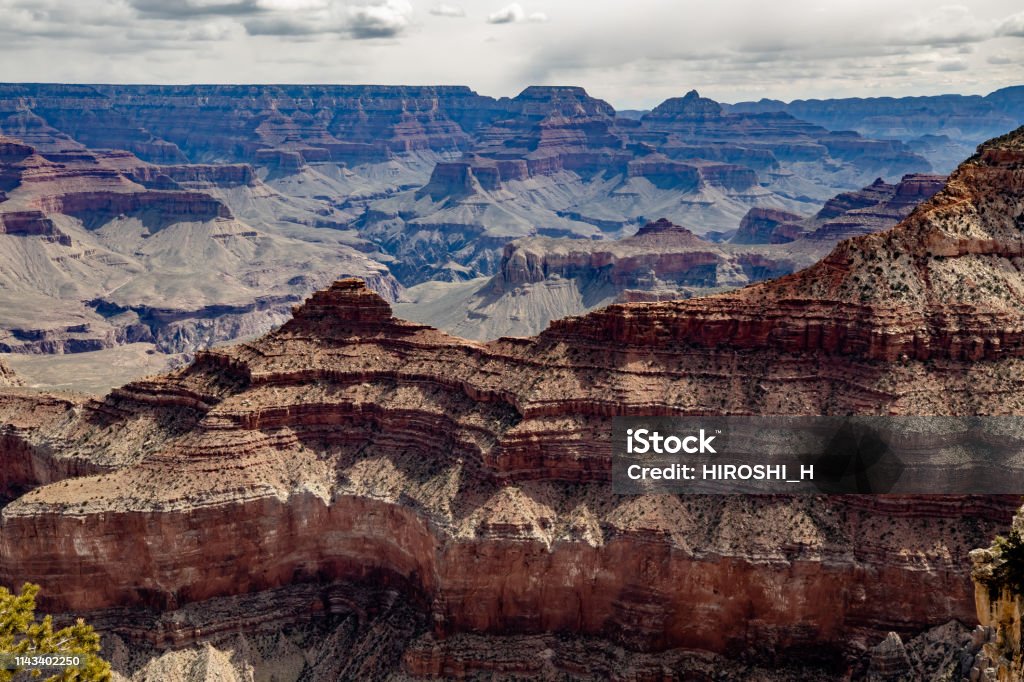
[0, 73, 1022, 677]
[3, 83, 1016, 367]
[1, 3, 1024, 678]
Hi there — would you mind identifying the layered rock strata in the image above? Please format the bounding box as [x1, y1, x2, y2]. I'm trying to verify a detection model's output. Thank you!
[2, 129, 1024, 679]
[0, 134, 398, 355]
[0, 83, 936, 288]
[1, 130, 1022, 679]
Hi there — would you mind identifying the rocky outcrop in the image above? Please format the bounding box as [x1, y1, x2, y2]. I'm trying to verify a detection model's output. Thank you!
[0, 210, 71, 244]
[968, 499, 1024, 681]
[803, 174, 945, 242]
[729, 174, 946, 247]
[732, 207, 805, 244]
[0, 359, 19, 387]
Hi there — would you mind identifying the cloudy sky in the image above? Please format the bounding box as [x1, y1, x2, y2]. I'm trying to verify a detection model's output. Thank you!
[0, 0, 1022, 108]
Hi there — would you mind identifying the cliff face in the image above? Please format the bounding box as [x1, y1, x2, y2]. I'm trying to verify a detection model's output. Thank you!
[731, 174, 946, 246]
[970, 510, 1024, 681]
[1, 127, 1024, 678]
[731, 207, 806, 244]
[0, 134, 398, 356]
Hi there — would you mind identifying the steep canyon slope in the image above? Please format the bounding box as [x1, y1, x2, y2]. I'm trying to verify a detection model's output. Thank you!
[0, 127, 1024, 678]
[0, 134, 397, 354]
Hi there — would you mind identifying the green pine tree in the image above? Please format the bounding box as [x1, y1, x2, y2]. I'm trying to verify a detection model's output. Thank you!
[0, 583, 111, 681]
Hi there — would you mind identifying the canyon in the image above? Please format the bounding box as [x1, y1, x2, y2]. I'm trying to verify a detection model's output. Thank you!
[395, 173, 945, 339]
[0, 133, 397, 355]
[729, 86, 1024, 173]
[1, 125, 1024, 678]
[2, 83, 1021, 377]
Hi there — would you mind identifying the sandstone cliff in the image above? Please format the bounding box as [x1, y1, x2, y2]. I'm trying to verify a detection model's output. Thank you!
[969, 508, 1024, 681]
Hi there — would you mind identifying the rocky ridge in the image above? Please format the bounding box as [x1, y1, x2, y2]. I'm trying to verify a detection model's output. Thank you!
[730, 174, 946, 246]
[729, 86, 1024, 172]
[0, 359, 18, 387]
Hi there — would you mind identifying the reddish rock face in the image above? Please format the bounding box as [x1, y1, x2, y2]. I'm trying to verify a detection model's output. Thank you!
[732, 208, 806, 244]
[730, 173, 947, 247]
[496, 217, 801, 296]
[1, 128, 1023, 676]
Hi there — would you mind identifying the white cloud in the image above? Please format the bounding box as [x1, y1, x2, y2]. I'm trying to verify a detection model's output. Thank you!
[936, 58, 969, 71]
[187, 20, 240, 40]
[349, 0, 413, 38]
[240, 0, 413, 38]
[487, 3, 525, 24]
[998, 11, 1024, 36]
[0, 0, 1022, 107]
[429, 3, 465, 17]
[527, 12, 547, 23]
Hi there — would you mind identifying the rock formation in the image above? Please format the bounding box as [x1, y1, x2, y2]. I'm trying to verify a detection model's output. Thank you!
[729, 87, 1024, 173]
[0, 83, 937, 287]
[730, 174, 946, 246]
[399, 170, 944, 341]
[802, 174, 946, 242]
[1, 127, 1024, 678]
[0, 359, 19, 387]
[396, 217, 814, 339]
[0, 134, 398, 355]
[731, 207, 806, 244]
